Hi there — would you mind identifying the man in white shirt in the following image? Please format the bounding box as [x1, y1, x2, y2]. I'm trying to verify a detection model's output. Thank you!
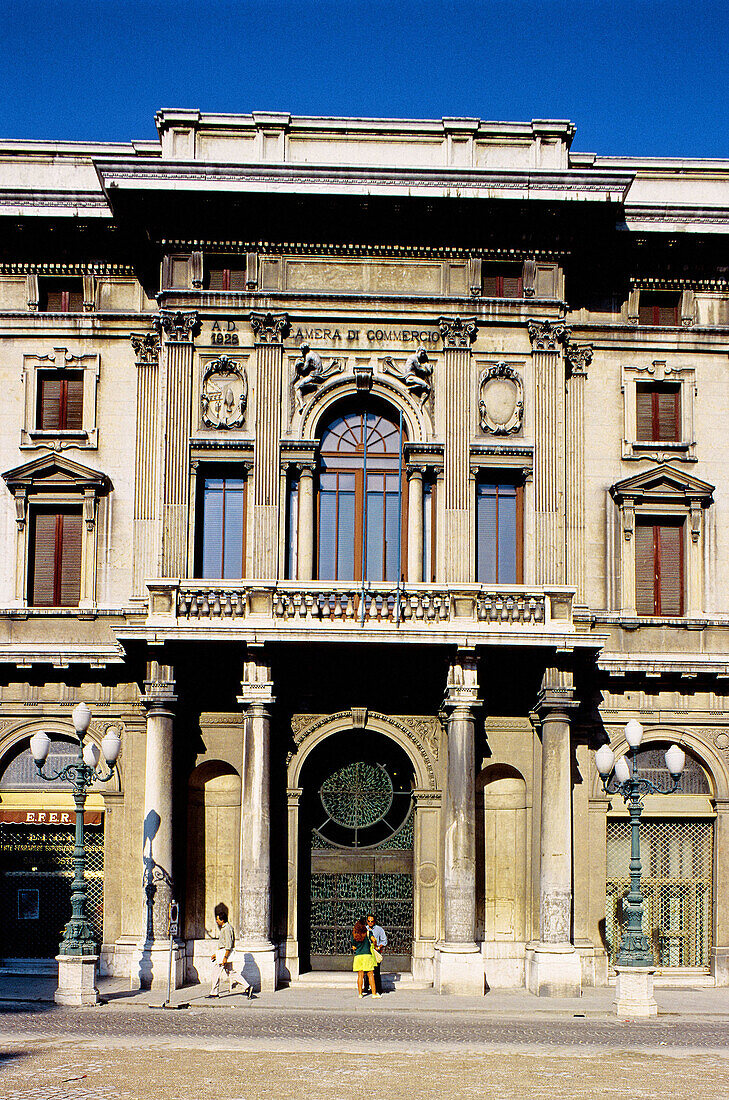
[366, 913, 387, 995]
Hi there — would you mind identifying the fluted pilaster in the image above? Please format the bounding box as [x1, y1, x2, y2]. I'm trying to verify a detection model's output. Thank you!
[565, 344, 592, 601]
[251, 312, 290, 578]
[158, 311, 199, 577]
[528, 320, 569, 585]
[131, 332, 161, 592]
[438, 316, 477, 582]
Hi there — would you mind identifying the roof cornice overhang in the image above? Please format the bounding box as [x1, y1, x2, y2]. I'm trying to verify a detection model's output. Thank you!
[0, 189, 111, 218]
[94, 157, 633, 206]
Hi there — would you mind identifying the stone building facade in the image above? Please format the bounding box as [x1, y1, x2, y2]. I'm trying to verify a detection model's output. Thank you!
[0, 110, 728, 994]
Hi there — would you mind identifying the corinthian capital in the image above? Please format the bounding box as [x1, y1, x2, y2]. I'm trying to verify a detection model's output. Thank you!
[565, 343, 593, 376]
[437, 315, 478, 349]
[250, 311, 290, 344]
[527, 319, 570, 352]
[156, 310, 200, 343]
[130, 330, 161, 365]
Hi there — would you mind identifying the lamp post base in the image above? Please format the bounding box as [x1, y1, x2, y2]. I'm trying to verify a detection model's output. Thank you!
[614, 965, 658, 1017]
[55, 953, 99, 1006]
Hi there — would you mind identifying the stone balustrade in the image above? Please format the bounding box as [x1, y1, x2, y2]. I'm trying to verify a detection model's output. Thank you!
[146, 580, 575, 637]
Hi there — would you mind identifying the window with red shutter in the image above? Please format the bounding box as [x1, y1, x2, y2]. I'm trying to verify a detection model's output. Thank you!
[635, 519, 684, 616]
[638, 292, 680, 327]
[635, 384, 680, 442]
[482, 264, 523, 298]
[206, 257, 247, 291]
[36, 371, 84, 430]
[39, 278, 84, 313]
[29, 508, 83, 607]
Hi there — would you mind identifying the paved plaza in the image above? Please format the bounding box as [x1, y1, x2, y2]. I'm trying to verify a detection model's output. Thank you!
[1, 979, 729, 1098]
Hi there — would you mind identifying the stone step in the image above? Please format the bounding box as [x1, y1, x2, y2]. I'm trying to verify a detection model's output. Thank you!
[0, 958, 57, 977]
[297, 971, 432, 990]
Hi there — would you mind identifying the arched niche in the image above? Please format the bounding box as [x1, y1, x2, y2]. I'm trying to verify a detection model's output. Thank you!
[185, 760, 241, 940]
[298, 375, 428, 444]
[476, 763, 528, 944]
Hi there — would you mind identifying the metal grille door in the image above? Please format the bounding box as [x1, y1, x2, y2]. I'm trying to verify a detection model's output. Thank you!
[605, 818, 713, 969]
[310, 871, 413, 957]
[0, 824, 104, 957]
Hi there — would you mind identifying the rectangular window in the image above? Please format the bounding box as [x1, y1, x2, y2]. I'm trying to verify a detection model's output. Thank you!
[422, 475, 436, 582]
[39, 279, 84, 313]
[638, 292, 680, 327]
[206, 257, 247, 291]
[635, 520, 684, 616]
[476, 481, 522, 584]
[636, 383, 680, 443]
[482, 264, 523, 298]
[198, 471, 247, 578]
[286, 474, 299, 579]
[36, 371, 84, 431]
[29, 508, 83, 607]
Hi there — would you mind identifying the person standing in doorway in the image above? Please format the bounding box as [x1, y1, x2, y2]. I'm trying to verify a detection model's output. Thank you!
[352, 918, 380, 998]
[208, 902, 238, 998]
[366, 913, 388, 995]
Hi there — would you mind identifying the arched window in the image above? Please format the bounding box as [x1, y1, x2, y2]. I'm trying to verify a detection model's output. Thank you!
[317, 404, 405, 582]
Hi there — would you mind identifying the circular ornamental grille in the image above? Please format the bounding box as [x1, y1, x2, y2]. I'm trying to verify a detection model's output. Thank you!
[320, 761, 393, 829]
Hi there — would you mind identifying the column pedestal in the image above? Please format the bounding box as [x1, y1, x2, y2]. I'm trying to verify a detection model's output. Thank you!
[238, 940, 278, 993]
[55, 954, 99, 1006]
[434, 942, 483, 996]
[525, 942, 582, 998]
[614, 965, 658, 1017]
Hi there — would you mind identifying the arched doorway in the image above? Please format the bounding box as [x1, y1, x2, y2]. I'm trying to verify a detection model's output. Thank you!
[605, 743, 715, 971]
[298, 729, 415, 971]
[185, 761, 241, 941]
[0, 735, 105, 960]
[317, 401, 406, 582]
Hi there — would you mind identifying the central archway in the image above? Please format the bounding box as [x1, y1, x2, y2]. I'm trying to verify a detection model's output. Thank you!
[298, 729, 415, 972]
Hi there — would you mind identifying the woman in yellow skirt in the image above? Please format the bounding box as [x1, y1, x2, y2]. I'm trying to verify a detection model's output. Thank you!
[352, 918, 381, 998]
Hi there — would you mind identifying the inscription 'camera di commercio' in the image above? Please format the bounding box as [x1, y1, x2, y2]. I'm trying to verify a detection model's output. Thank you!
[206, 320, 440, 346]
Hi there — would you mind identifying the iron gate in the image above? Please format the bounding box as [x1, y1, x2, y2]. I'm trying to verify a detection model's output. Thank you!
[0, 823, 104, 957]
[605, 818, 713, 969]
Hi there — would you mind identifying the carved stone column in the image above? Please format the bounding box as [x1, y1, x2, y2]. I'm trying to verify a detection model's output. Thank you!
[526, 666, 581, 997]
[284, 786, 303, 981]
[296, 462, 316, 581]
[528, 320, 569, 586]
[435, 648, 484, 995]
[438, 317, 477, 583]
[134, 662, 184, 990]
[131, 331, 161, 594]
[158, 310, 199, 577]
[565, 344, 592, 602]
[407, 465, 424, 583]
[238, 646, 277, 991]
[251, 312, 290, 578]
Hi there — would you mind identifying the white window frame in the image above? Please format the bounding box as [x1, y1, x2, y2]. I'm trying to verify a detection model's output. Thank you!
[621, 359, 696, 462]
[20, 347, 100, 451]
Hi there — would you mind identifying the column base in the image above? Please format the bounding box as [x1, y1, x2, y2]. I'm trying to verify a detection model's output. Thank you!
[710, 946, 729, 986]
[614, 966, 657, 1017]
[280, 939, 299, 984]
[525, 942, 582, 998]
[434, 942, 484, 996]
[239, 940, 277, 993]
[130, 939, 185, 991]
[55, 954, 99, 1006]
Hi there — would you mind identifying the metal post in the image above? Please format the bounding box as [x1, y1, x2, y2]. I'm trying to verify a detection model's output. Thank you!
[59, 769, 96, 955]
[616, 757, 654, 966]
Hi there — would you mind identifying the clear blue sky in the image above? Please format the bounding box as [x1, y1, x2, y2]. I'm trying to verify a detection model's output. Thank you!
[1, 0, 725, 158]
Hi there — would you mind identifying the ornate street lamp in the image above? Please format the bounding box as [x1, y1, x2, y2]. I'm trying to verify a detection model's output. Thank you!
[594, 719, 685, 1015]
[29, 702, 121, 1004]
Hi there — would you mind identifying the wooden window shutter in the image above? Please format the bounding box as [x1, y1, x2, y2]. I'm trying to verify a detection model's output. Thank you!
[636, 388, 653, 441]
[31, 512, 59, 606]
[502, 274, 523, 297]
[228, 265, 246, 291]
[657, 523, 683, 615]
[208, 268, 225, 291]
[58, 512, 83, 606]
[66, 289, 83, 312]
[655, 388, 680, 442]
[64, 374, 84, 429]
[635, 523, 655, 615]
[38, 376, 62, 429]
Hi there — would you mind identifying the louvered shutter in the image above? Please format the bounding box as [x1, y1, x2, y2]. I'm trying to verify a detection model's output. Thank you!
[657, 523, 683, 615]
[655, 388, 680, 442]
[502, 275, 523, 297]
[67, 289, 83, 312]
[64, 374, 84, 429]
[44, 289, 64, 312]
[208, 268, 225, 290]
[638, 302, 654, 325]
[482, 274, 499, 296]
[636, 388, 653, 441]
[58, 512, 83, 606]
[38, 376, 62, 429]
[657, 302, 678, 327]
[635, 523, 655, 615]
[31, 512, 59, 606]
[228, 264, 246, 291]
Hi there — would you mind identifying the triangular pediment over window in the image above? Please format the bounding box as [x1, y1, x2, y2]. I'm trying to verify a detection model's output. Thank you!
[2, 453, 112, 494]
[610, 462, 713, 506]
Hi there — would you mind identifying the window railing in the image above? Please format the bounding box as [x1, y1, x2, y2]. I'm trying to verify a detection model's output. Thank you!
[147, 580, 574, 633]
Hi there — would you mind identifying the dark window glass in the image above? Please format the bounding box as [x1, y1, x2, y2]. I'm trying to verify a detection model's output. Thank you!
[476, 481, 521, 583]
[199, 473, 247, 578]
[36, 371, 84, 431]
[29, 508, 83, 607]
[636, 384, 680, 442]
[635, 520, 683, 616]
[317, 407, 405, 582]
[638, 292, 680, 327]
[39, 279, 84, 313]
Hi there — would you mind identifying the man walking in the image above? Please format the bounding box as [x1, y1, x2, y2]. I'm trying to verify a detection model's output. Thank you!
[208, 902, 238, 998]
[366, 912, 387, 995]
